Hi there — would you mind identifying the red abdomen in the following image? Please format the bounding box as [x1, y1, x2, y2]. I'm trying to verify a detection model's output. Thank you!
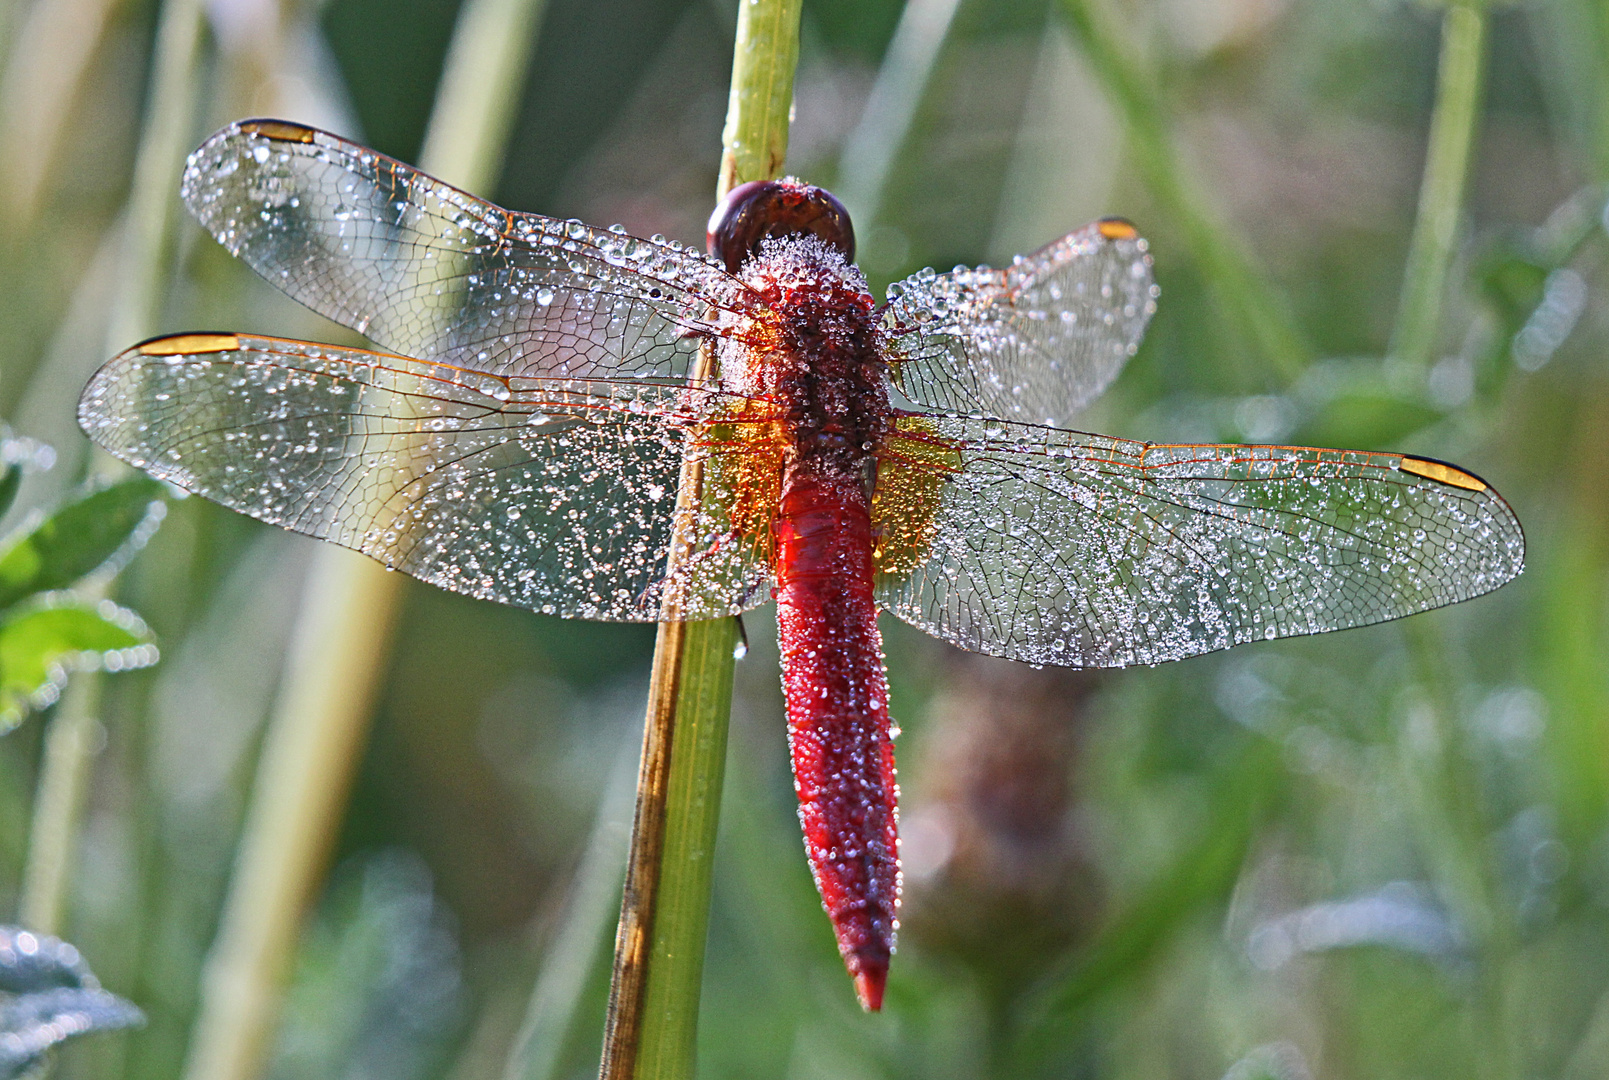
[774, 467, 899, 1011]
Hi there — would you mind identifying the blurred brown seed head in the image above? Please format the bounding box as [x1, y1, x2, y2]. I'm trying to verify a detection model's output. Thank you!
[902, 653, 1104, 994]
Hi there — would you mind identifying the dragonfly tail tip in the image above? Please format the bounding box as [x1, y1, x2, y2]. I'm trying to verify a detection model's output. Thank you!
[853, 966, 887, 1012]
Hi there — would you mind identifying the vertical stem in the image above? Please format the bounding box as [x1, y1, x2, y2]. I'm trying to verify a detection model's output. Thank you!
[1056, 0, 1311, 380]
[717, 0, 803, 195]
[600, 619, 738, 1080]
[834, 0, 963, 231]
[16, 0, 206, 941]
[418, 0, 550, 190]
[599, 3, 800, 1078]
[180, 553, 404, 1080]
[179, 1, 548, 1079]
[1594, 1, 1609, 180]
[1398, 617, 1516, 1080]
[1390, 2, 1488, 369]
[103, 0, 206, 356]
[504, 744, 638, 1080]
[1387, 7, 1504, 1075]
[18, 683, 102, 933]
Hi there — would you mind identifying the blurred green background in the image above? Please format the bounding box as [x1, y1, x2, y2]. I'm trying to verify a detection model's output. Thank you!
[1, 0, 1606, 1077]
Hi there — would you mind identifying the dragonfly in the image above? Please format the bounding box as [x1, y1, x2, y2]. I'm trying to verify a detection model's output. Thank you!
[78, 119, 1524, 1012]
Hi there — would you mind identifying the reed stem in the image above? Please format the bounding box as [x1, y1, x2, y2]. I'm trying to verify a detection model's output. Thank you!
[834, 0, 961, 230]
[18, 0, 205, 946]
[18, 681, 101, 934]
[1390, 1, 1488, 369]
[505, 744, 638, 1080]
[1057, 0, 1311, 380]
[178, 1, 547, 1078]
[1386, 9, 1504, 1074]
[598, 3, 800, 1077]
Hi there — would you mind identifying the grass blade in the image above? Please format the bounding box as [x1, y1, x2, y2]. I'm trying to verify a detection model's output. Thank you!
[834, 0, 963, 231]
[504, 743, 636, 1080]
[177, 2, 550, 1079]
[18, 0, 205, 950]
[1389, 2, 1488, 369]
[1056, 0, 1312, 380]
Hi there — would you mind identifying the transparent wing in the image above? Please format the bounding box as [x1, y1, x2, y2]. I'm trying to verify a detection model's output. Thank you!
[78, 333, 777, 621]
[882, 221, 1157, 427]
[182, 120, 755, 380]
[871, 415, 1524, 668]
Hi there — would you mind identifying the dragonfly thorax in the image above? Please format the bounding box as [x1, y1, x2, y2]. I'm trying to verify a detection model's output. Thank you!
[723, 235, 889, 470]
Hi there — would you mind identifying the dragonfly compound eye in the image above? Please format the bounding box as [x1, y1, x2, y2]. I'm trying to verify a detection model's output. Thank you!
[707, 179, 856, 273]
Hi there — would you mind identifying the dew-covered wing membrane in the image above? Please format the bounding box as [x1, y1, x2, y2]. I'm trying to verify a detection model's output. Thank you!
[882, 219, 1157, 428]
[871, 417, 1525, 667]
[77, 334, 776, 621]
[182, 119, 754, 382]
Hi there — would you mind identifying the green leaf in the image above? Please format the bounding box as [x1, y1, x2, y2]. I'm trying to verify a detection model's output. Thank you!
[0, 477, 165, 611]
[0, 599, 158, 733]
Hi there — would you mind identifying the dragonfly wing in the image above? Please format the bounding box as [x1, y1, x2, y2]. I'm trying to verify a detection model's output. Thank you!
[871, 416, 1524, 667]
[78, 334, 775, 621]
[881, 221, 1157, 428]
[182, 120, 752, 380]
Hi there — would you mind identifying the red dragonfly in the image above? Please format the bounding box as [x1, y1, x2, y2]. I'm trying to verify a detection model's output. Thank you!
[79, 119, 1524, 1011]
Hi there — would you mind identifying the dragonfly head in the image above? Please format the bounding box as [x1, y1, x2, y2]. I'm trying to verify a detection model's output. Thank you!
[707, 178, 855, 274]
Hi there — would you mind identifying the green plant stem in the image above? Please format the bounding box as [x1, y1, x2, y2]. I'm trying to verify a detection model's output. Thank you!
[179, 551, 404, 1080]
[0, 0, 124, 230]
[16, 0, 205, 948]
[1398, 618, 1516, 1080]
[1057, 0, 1311, 380]
[419, 0, 549, 191]
[104, 0, 206, 355]
[599, 3, 799, 1078]
[504, 744, 638, 1080]
[1390, 1, 1487, 369]
[834, 0, 962, 230]
[1595, 3, 1609, 179]
[178, 1, 547, 1079]
[717, 0, 802, 194]
[1383, 0, 1494, 967]
[1399, 621, 1498, 951]
[18, 679, 102, 933]
[601, 619, 738, 1080]
[1387, 9, 1507, 1078]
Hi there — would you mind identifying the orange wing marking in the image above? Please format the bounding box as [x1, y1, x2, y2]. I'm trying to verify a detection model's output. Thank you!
[692, 399, 788, 565]
[1097, 217, 1138, 240]
[137, 333, 240, 356]
[238, 120, 316, 143]
[1398, 456, 1487, 492]
[872, 416, 964, 578]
